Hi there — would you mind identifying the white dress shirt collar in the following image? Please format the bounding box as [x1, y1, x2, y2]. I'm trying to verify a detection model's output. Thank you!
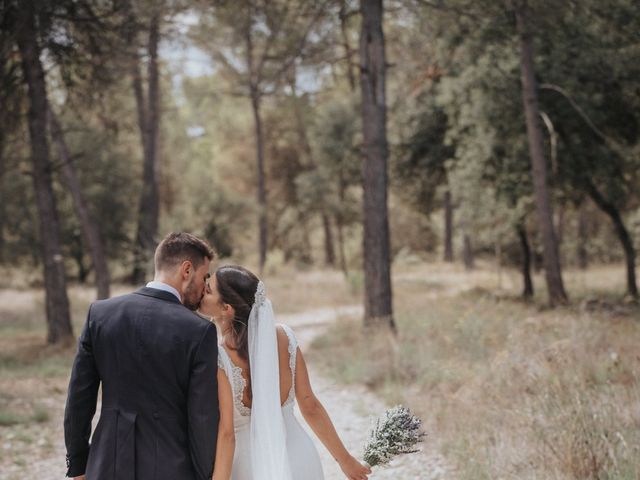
[146, 281, 182, 303]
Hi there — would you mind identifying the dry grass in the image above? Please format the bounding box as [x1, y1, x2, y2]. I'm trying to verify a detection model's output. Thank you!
[262, 266, 360, 313]
[310, 263, 640, 480]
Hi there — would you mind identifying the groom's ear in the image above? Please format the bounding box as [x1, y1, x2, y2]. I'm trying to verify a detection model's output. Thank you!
[179, 260, 193, 279]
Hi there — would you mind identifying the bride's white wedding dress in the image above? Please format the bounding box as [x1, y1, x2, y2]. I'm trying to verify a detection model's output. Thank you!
[217, 323, 324, 480]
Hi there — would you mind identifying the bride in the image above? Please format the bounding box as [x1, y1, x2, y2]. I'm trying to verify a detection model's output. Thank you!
[198, 265, 371, 480]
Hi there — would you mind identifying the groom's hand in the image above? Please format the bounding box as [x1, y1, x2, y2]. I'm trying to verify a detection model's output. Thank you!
[73, 476, 86, 480]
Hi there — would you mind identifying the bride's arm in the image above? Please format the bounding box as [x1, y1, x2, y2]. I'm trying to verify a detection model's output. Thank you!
[294, 348, 371, 480]
[212, 368, 235, 480]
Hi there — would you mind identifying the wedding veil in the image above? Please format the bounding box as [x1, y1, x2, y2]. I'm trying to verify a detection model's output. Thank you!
[248, 281, 293, 480]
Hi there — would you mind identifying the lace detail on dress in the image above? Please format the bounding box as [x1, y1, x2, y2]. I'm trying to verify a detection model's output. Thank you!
[280, 324, 298, 406]
[230, 363, 252, 417]
[219, 346, 252, 417]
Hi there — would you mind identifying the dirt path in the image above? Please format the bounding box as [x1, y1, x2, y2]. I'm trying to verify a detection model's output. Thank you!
[7, 306, 452, 480]
[280, 306, 452, 480]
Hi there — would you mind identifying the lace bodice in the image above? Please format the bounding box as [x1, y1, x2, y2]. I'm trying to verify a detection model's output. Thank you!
[217, 324, 299, 417]
[218, 350, 252, 417]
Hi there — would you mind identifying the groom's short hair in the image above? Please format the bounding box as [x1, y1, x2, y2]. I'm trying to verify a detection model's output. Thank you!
[154, 232, 215, 272]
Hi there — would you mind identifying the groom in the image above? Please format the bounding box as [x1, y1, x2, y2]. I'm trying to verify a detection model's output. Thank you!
[64, 232, 219, 480]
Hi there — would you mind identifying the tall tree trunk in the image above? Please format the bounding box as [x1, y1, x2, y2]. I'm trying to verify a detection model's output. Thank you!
[15, 2, 72, 344]
[443, 189, 453, 262]
[577, 202, 589, 270]
[289, 74, 336, 267]
[131, 13, 161, 284]
[515, 1, 567, 306]
[338, 0, 355, 275]
[0, 141, 5, 263]
[301, 219, 313, 265]
[337, 1, 354, 278]
[336, 164, 349, 276]
[250, 89, 268, 273]
[336, 213, 348, 275]
[70, 235, 91, 283]
[336, 168, 349, 275]
[586, 180, 638, 299]
[322, 214, 336, 266]
[359, 0, 395, 331]
[77, 259, 91, 284]
[556, 204, 565, 266]
[495, 240, 502, 287]
[463, 233, 474, 270]
[49, 109, 111, 299]
[517, 222, 534, 298]
[243, 15, 268, 273]
[339, 0, 357, 91]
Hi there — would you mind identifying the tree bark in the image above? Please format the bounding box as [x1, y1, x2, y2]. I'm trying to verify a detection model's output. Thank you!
[0, 26, 13, 263]
[336, 163, 349, 276]
[301, 218, 313, 265]
[495, 240, 502, 286]
[577, 202, 589, 270]
[359, 0, 395, 331]
[339, 0, 357, 91]
[586, 180, 638, 299]
[130, 13, 161, 284]
[463, 233, 474, 270]
[15, 1, 73, 344]
[242, 11, 269, 273]
[556, 204, 565, 266]
[49, 109, 111, 299]
[515, 0, 568, 306]
[443, 189, 453, 262]
[336, 213, 348, 274]
[0, 138, 5, 263]
[250, 88, 268, 273]
[69, 234, 90, 283]
[322, 213, 336, 266]
[516, 222, 534, 298]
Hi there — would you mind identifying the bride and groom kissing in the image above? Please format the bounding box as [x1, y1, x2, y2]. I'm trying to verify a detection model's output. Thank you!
[64, 232, 371, 480]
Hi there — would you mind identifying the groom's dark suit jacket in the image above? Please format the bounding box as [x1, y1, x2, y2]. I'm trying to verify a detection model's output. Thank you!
[64, 287, 219, 480]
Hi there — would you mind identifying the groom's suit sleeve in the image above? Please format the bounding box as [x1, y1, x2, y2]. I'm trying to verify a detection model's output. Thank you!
[188, 322, 220, 480]
[63, 304, 101, 477]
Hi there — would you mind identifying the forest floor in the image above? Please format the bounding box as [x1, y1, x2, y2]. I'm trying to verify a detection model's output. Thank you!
[0, 262, 638, 479]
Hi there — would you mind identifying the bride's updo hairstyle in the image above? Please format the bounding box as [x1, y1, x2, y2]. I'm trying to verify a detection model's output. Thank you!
[215, 265, 260, 362]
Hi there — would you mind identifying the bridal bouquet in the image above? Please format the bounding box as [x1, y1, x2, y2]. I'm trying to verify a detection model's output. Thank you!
[362, 405, 426, 468]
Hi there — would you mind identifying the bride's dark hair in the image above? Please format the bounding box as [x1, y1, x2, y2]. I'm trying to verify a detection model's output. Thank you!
[215, 265, 260, 361]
